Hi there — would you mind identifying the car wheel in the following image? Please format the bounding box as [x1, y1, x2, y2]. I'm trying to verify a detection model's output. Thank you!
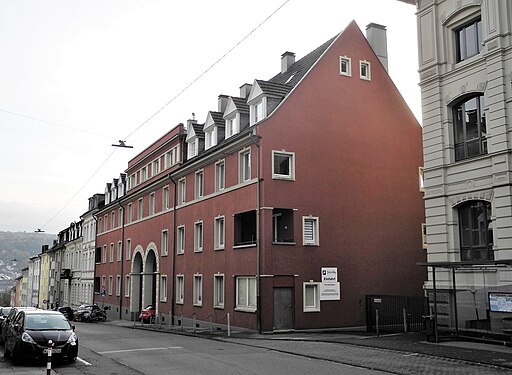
[67, 354, 77, 364]
[150, 316, 155, 324]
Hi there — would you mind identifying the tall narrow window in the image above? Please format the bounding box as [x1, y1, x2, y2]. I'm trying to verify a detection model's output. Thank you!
[160, 275, 167, 302]
[303, 282, 320, 312]
[138, 198, 143, 219]
[126, 239, 131, 260]
[214, 216, 225, 250]
[176, 275, 184, 304]
[215, 160, 225, 191]
[194, 221, 203, 252]
[118, 207, 123, 227]
[214, 274, 225, 308]
[453, 95, 487, 161]
[125, 275, 130, 297]
[193, 274, 202, 306]
[195, 170, 204, 199]
[111, 211, 116, 229]
[303, 216, 319, 246]
[109, 243, 114, 263]
[127, 203, 132, 223]
[178, 178, 186, 205]
[102, 245, 107, 263]
[108, 275, 113, 295]
[458, 200, 493, 261]
[162, 186, 170, 210]
[456, 18, 482, 62]
[161, 230, 168, 256]
[239, 150, 251, 183]
[116, 275, 121, 296]
[149, 192, 155, 215]
[177, 226, 185, 254]
[117, 241, 122, 262]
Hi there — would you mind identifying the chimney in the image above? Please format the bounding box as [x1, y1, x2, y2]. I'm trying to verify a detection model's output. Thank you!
[239, 83, 253, 99]
[281, 51, 295, 73]
[218, 95, 229, 113]
[366, 23, 388, 72]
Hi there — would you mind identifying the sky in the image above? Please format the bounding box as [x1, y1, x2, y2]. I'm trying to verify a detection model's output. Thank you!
[0, 0, 420, 234]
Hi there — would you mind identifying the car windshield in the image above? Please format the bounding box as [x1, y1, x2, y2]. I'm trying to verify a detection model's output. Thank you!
[25, 314, 71, 331]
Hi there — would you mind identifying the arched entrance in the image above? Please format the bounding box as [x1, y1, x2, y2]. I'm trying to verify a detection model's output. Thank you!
[143, 249, 157, 310]
[132, 250, 144, 316]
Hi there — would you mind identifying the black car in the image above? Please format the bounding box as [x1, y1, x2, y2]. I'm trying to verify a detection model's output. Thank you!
[0, 307, 37, 345]
[4, 310, 78, 365]
[56, 306, 74, 321]
[73, 304, 107, 322]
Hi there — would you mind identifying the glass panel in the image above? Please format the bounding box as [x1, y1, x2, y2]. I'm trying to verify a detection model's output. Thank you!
[248, 278, 256, 307]
[237, 278, 247, 306]
[465, 23, 478, 58]
[305, 285, 315, 307]
[275, 154, 290, 175]
[464, 97, 478, 140]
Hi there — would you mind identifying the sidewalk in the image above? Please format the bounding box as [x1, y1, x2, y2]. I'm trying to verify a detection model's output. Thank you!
[109, 319, 512, 371]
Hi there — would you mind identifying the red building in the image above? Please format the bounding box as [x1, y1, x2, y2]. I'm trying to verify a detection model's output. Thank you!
[94, 21, 425, 331]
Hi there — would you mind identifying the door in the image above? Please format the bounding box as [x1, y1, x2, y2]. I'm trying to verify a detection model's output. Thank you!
[273, 287, 294, 330]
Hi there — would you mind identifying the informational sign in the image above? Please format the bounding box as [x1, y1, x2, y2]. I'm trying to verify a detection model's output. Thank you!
[489, 293, 512, 312]
[320, 267, 340, 300]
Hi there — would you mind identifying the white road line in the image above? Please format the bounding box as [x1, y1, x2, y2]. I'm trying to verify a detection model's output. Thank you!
[98, 346, 183, 354]
[76, 357, 92, 365]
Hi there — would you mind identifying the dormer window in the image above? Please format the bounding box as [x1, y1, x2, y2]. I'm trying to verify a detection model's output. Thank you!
[225, 116, 239, 139]
[252, 101, 264, 124]
[205, 127, 217, 150]
[188, 138, 198, 159]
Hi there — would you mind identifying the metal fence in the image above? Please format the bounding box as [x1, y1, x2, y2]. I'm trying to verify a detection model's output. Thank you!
[366, 295, 428, 334]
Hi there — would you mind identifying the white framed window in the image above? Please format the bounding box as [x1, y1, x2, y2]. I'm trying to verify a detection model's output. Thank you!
[149, 192, 155, 215]
[98, 218, 102, 234]
[104, 215, 108, 231]
[214, 274, 224, 308]
[360, 60, 371, 80]
[111, 211, 116, 229]
[116, 275, 121, 296]
[205, 127, 217, 149]
[272, 150, 295, 180]
[178, 178, 186, 205]
[118, 207, 123, 227]
[303, 282, 320, 312]
[152, 159, 160, 176]
[303, 216, 319, 246]
[214, 216, 225, 250]
[101, 275, 106, 293]
[162, 186, 170, 210]
[109, 243, 114, 263]
[176, 275, 184, 304]
[339, 56, 352, 76]
[127, 203, 132, 223]
[160, 275, 167, 302]
[138, 198, 143, 219]
[117, 241, 122, 262]
[195, 170, 204, 199]
[236, 276, 257, 312]
[126, 238, 131, 261]
[225, 116, 238, 138]
[194, 221, 203, 252]
[102, 245, 107, 263]
[193, 274, 202, 306]
[141, 167, 147, 182]
[161, 230, 168, 256]
[108, 275, 113, 295]
[124, 275, 130, 297]
[215, 160, 225, 191]
[177, 226, 185, 254]
[252, 100, 264, 124]
[239, 149, 251, 183]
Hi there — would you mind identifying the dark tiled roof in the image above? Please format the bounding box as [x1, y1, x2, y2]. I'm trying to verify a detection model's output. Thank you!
[269, 35, 337, 87]
[191, 123, 205, 137]
[231, 97, 250, 115]
[255, 80, 292, 98]
[209, 111, 225, 126]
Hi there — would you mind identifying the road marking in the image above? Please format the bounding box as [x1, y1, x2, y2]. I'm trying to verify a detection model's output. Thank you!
[77, 357, 92, 365]
[98, 346, 183, 354]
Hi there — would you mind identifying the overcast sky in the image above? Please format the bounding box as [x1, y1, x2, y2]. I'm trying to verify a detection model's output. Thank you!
[0, 0, 419, 234]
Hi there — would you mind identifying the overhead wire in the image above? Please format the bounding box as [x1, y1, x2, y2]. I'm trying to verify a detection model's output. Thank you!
[37, 0, 291, 232]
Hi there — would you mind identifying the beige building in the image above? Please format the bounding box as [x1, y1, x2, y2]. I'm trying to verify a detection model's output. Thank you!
[416, 0, 512, 336]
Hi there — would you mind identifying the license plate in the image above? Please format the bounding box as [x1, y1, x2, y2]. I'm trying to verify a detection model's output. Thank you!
[43, 348, 62, 354]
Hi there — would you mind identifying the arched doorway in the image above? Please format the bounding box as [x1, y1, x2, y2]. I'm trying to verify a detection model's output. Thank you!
[143, 249, 157, 311]
[132, 251, 143, 316]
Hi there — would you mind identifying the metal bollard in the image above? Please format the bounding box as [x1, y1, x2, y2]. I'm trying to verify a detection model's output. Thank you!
[403, 308, 408, 334]
[227, 313, 231, 337]
[46, 340, 53, 375]
[376, 309, 380, 337]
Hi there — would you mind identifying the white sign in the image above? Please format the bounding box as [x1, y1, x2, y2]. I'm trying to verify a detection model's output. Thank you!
[321, 267, 338, 283]
[320, 282, 340, 300]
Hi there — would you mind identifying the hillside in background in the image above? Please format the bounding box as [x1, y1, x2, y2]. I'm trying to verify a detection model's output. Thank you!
[0, 231, 56, 291]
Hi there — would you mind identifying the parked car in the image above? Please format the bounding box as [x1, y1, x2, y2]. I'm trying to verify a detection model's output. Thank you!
[138, 305, 155, 323]
[0, 307, 37, 345]
[3, 310, 78, 365]
[73, 304, 106, 322]
[56, 306, 74, 321]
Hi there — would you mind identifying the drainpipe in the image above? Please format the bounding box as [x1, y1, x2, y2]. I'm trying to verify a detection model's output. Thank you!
[92, 213, 99, 306]
[118, 201, 125, 320]
[169, 174, 178, 326]
[250, 132, 262, 333]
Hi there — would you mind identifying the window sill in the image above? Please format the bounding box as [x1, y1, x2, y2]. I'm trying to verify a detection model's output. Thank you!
[233, 244, 257, 249]
[272, 241, 296, 246]
[214, 247, 225, 251]
[193, 303, 202, 307]
[176, 301, 184, 305]
[235, 307, 257, 313]
[303, 308, 320, 313]
[177, 252, 184, 256]
[272, 175, 295, 181]
[194, 250, 203, 253]
[303, 243, 319, 247]
[214, 305, 224, 310]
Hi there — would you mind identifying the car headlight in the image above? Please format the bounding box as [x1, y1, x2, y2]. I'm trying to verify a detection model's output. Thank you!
[67, 332, 78, 346]
[21, 332, 35, 344]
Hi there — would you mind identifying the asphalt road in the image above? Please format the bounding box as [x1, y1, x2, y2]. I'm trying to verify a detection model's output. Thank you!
[0, 321, 388, 374]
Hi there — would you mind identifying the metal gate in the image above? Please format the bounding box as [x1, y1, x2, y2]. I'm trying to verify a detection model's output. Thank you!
[366, 295, 428, 333]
